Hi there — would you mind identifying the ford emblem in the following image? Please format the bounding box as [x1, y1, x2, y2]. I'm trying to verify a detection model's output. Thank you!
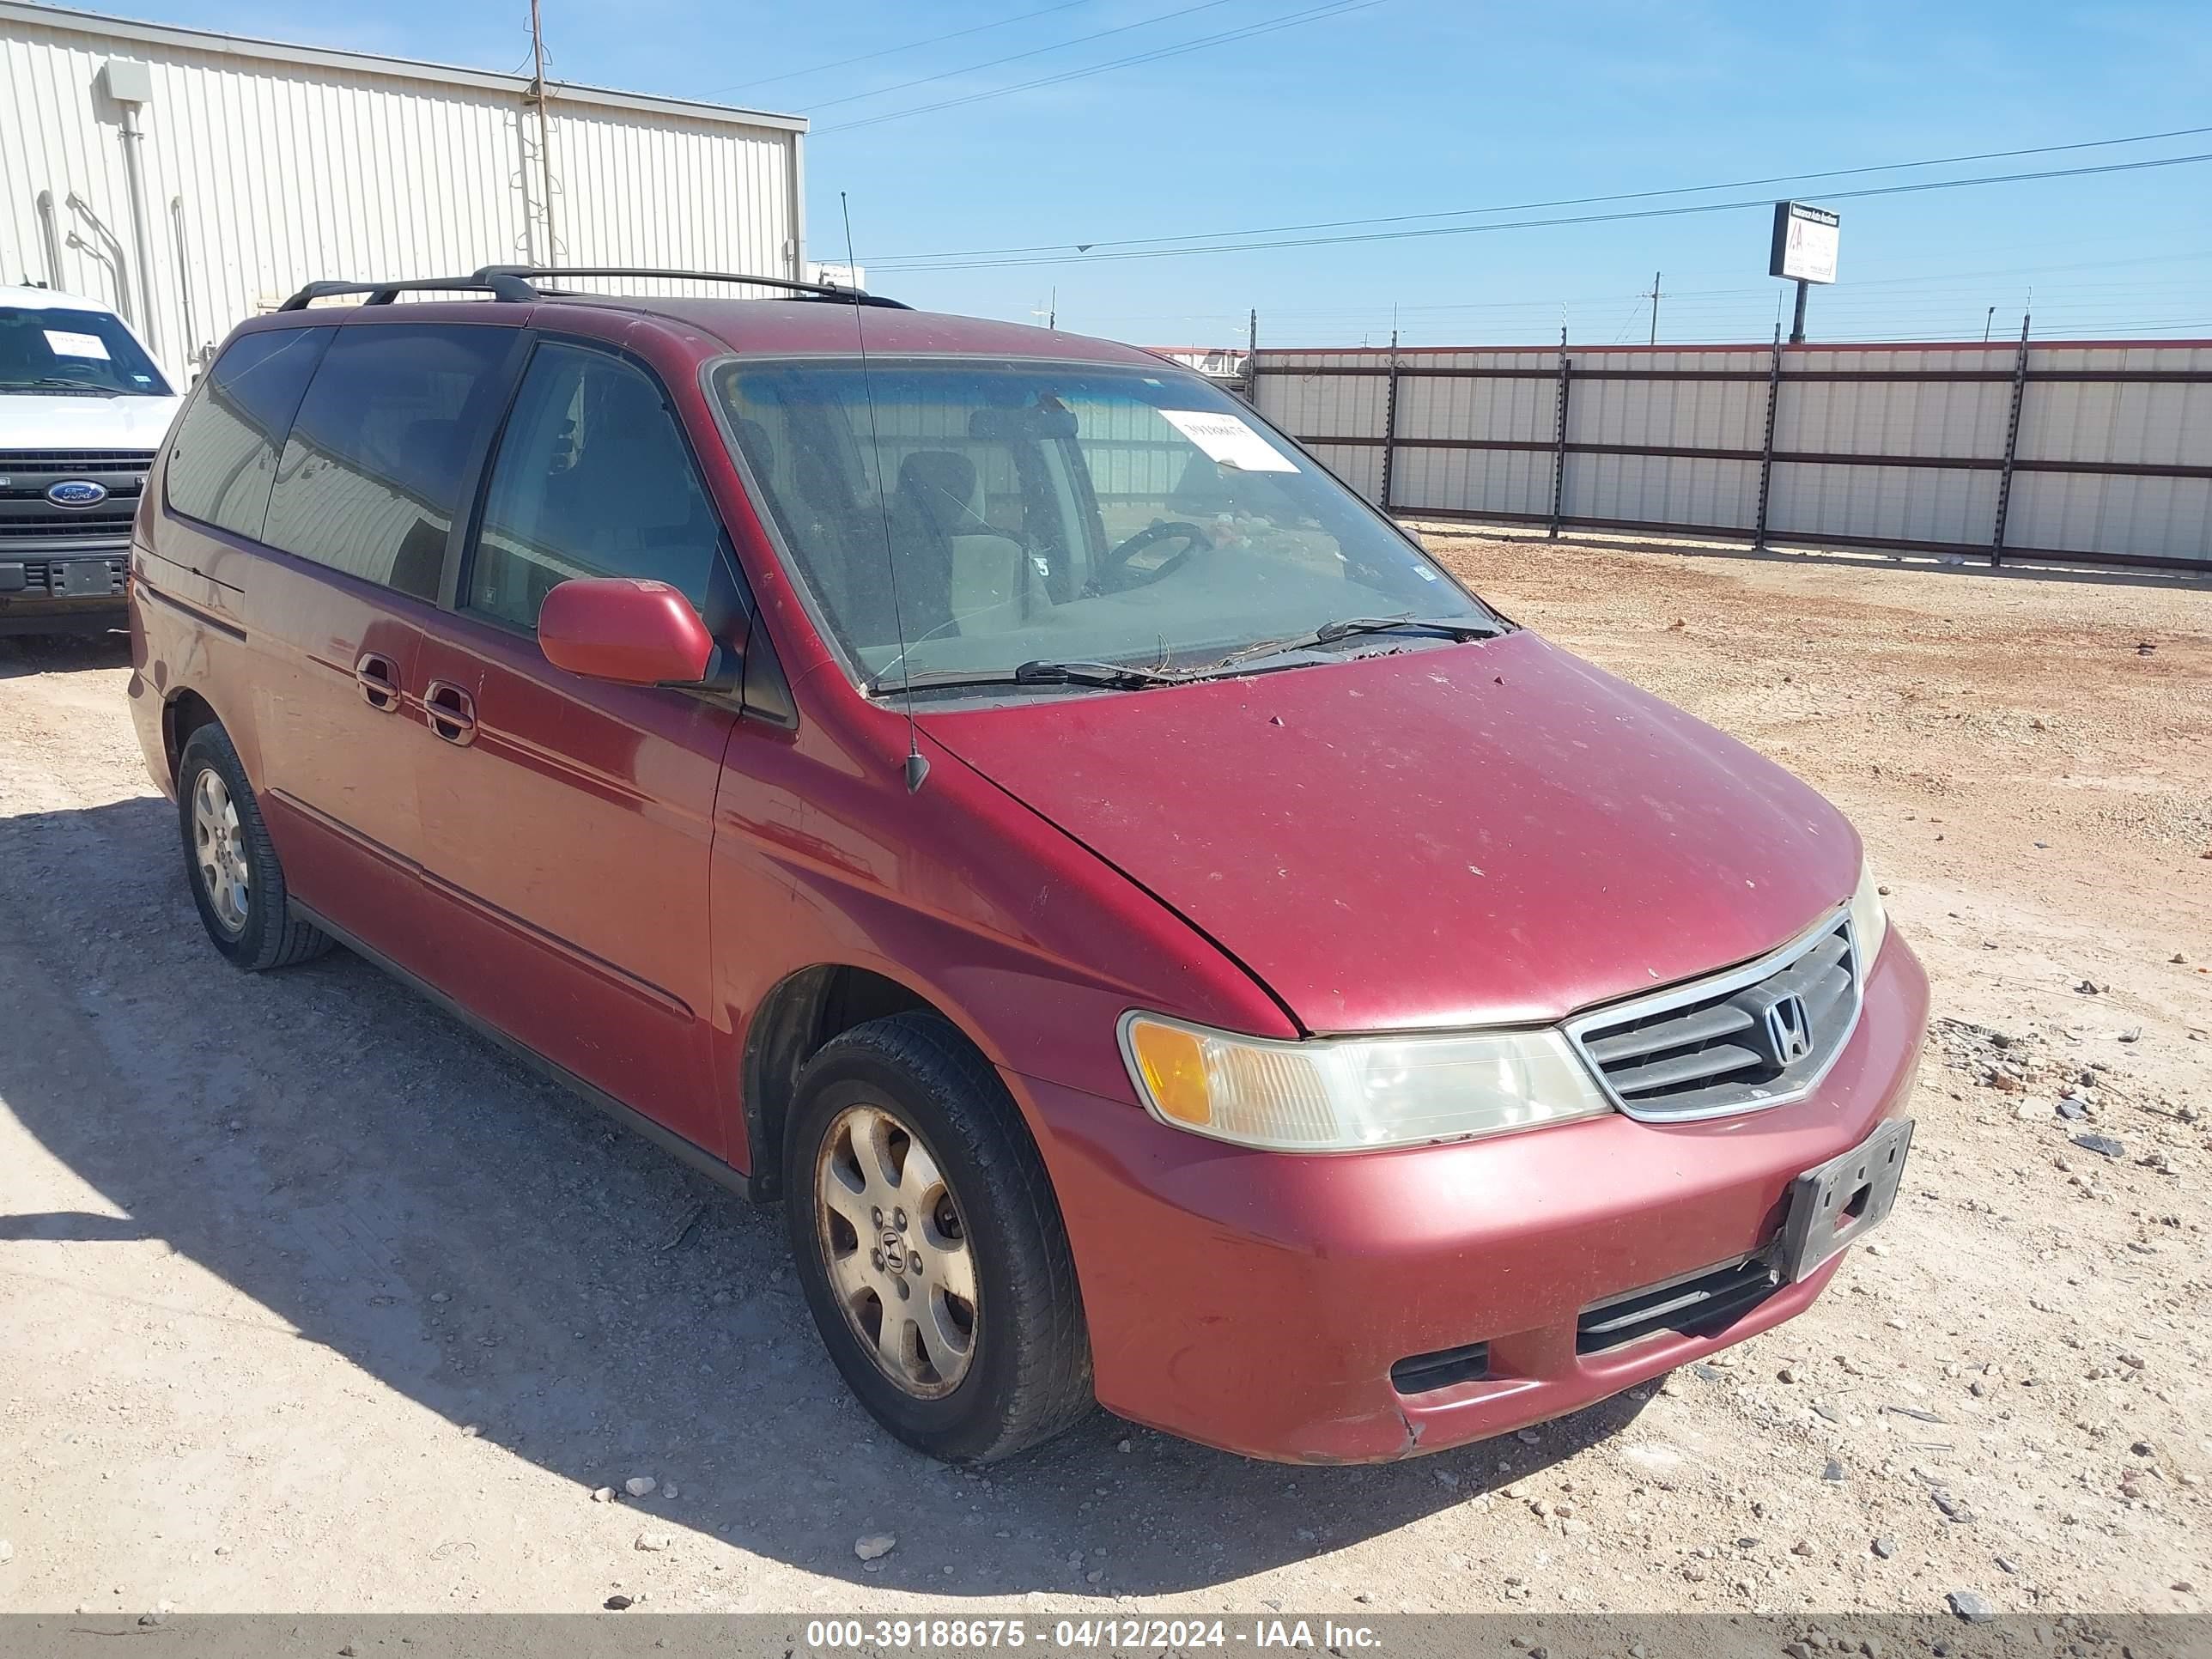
[46, 479, 109, 508]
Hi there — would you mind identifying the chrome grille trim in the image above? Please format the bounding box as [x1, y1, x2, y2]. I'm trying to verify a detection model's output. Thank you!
[1563, 901, 1864, 1123]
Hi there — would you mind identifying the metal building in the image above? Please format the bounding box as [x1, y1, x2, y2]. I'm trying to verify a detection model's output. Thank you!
[1, 0, 806, 380]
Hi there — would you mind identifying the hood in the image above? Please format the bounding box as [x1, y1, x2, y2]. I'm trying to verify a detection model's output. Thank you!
[927, 630, 1861, 1034]
[0, 392, 183, 452]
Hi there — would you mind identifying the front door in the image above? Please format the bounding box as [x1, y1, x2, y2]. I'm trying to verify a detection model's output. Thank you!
[410, 339, 739, 1153]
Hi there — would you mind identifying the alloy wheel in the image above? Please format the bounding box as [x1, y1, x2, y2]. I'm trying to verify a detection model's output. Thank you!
[814, 1102, 978, 1399]
[191, 767, 250, 933]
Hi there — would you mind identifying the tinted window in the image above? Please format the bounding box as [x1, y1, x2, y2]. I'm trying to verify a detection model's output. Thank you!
[164, 327, 328, 539]
[263, 325, 514, 601]
[1, 303, 170, 396]
[466, 343, 723, 629]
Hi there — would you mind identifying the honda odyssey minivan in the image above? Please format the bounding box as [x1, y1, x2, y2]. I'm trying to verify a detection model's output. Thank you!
[127, 267, 1926, 1465]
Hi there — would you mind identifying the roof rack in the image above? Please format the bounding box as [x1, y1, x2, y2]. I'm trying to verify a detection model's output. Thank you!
[471, 265, 910, 309]
[277, 274, 537, 310]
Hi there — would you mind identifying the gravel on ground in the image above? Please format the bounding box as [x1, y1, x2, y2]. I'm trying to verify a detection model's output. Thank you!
[0, 532, 2204, 1616]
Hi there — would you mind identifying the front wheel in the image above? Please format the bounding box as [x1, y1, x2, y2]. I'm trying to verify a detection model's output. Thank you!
[784, 1012, 1093, 1462]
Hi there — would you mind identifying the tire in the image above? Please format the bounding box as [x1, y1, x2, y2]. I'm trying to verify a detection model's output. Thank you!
[784, 1012, 1093, 1463]
[176, 721, 333, 972]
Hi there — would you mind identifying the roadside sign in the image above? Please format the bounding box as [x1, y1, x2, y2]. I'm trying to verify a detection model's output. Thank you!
[1770, 202, 1841, 285]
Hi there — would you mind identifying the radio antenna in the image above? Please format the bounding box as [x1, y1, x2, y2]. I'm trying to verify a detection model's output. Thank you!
[841, 191, 927, 794]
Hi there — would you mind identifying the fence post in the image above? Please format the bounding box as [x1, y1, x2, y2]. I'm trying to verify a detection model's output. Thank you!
[1753, 322, 1784, 551]
[1990, 313, 2032, 567]
[1548, 325, 1571, 538]
[1379, 328, 1401, 513]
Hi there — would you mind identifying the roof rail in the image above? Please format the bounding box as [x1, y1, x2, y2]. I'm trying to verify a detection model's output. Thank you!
[470, 264, 911, 309]
[277, 273, 538, 311]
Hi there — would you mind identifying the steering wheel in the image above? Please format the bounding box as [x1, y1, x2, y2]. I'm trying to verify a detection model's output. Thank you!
[1094, 520, 1212, 593]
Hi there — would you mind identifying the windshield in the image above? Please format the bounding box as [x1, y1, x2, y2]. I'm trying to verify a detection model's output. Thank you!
[713, 357, 1494, 687]
[0, 304, 171, 396]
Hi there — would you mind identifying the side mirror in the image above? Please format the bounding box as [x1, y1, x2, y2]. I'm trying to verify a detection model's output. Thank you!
[538, 578, 715, 685]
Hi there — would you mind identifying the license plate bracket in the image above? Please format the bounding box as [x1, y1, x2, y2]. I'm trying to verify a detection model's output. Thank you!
[53, 559, 118, 598]
[1778, 1117, 1914, 1281]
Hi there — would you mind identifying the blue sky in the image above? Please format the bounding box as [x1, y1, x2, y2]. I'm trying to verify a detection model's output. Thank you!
[121, 0, 2212, 345]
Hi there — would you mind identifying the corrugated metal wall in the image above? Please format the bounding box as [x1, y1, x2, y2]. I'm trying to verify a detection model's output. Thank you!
[1, 2, 802, 381]
[1251, 340, 2212, 573]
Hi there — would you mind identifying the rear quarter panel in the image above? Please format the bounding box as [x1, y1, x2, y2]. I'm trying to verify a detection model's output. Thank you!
[127, 440, 259, 796]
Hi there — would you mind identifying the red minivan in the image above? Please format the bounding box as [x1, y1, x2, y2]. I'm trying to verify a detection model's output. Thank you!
[127, 268, 1926, 1465]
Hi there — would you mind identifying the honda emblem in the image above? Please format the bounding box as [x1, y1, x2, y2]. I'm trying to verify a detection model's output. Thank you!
[1761, 994, 1814, 1063]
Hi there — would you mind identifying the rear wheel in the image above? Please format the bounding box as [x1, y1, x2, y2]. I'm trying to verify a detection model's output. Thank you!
[784, 1012, 1092, 1462]
[176, 722, 332, 971]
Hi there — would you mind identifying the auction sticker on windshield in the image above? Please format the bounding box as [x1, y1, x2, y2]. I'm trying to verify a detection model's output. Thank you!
[1158, 408, 1299, 472]
[44, 330, 112, 359]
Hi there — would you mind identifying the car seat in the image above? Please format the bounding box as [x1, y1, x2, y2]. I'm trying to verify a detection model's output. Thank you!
[896, 450, 1029, 636]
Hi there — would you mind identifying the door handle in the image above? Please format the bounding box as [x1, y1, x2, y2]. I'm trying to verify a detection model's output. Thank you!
[424, 678, 478, 746]
[354, 651, 400, 711]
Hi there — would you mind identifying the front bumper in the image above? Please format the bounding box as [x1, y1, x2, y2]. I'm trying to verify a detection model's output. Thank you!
[0, 551, 130, 633]
[1015, 934, 1929, 1463]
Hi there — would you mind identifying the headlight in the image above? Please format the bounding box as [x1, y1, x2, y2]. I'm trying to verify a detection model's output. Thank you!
[1850, 858, 1887, 966]
[1119, 1012, 1613, 1153]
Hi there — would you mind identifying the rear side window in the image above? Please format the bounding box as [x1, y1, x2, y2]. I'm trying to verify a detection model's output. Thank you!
[164, 327, 329, 539]
[262, 325, 514, 601]
[465, 342, 724, 629]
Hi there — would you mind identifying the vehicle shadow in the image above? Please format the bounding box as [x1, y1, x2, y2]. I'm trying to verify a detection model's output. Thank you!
[0, 630, 131, 678]
[0, 791, 1658, 1598]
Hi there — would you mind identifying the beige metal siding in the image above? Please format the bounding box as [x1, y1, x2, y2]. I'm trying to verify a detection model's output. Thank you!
[2004, 343, 2212, 563]
[1394, 444, 1550, 520]
[1253, 338, 2212, 570]
[1, 2, 801, 380]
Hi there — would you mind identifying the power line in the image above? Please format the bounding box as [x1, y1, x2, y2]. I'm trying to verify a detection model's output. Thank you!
[1073, 256, 2212, 327]
[805, 0, 1243, 113]
[868, 125, 2212, 264]
[873, 151, 2212, 270]
[819, 0, 1382, 134]
[1067, 268, 2212, 334]
[694, 1, 1093, 97]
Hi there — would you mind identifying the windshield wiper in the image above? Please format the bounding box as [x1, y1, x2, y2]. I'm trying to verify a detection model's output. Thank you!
[0, 377, 121, 397]
[872, 659, 1185, 696]
[1206, 615, 1504, 672]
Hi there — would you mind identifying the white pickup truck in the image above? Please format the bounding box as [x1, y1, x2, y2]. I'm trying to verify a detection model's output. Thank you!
[2, 285, 182, 635]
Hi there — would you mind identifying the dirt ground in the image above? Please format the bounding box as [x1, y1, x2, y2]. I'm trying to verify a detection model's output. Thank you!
[0, 533, 2206, 1622]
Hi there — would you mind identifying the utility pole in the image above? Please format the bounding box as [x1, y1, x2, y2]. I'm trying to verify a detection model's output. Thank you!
[1644, 270, 1662, 346]
[1983, 305, 1996, 343]
[529, 0, 559, 264]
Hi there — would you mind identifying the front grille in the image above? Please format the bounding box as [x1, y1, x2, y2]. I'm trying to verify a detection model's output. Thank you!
[1389, 1340, 1490, 1395]
[0, 448, 158, 466]
[0, 514, 137, 540]
[1564, 906, 1863, 1121]
[1577, 1255, 1782, 1354]
[0, 451, 152, 550]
